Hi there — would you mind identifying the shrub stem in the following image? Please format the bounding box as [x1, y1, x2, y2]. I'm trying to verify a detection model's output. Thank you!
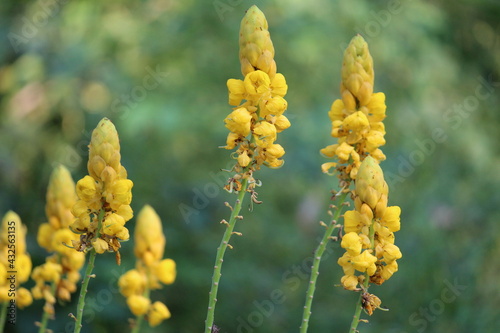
[205, 178, 249, 333]
[300, 191, 348, 333]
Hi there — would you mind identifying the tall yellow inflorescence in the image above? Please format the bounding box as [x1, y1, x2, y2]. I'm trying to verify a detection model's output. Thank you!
[0, 211, 33, 308]
[118, 205, 176, 327]
[224, 5, 290, 193]
[338, 157, 402, 295]
[70, 118, 133, 261]
[32, 165, 86, 316]
[321, 35, 387, 187]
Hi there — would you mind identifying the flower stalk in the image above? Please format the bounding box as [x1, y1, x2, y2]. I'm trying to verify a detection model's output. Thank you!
[73, 208, 104, 333]
[300, 191, 348, 333]
[205, 178, 248, 333]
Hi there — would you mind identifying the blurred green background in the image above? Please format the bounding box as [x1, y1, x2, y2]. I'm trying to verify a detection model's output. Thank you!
[1, 0, 499, 332]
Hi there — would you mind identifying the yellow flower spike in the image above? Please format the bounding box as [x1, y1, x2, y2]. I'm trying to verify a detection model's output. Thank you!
[209, 8, 288, 332]
[147, 301, 171, 327]
[127, 295, 151, 316]
[225, 108, 252, 136]
[239, 5, 276, 79]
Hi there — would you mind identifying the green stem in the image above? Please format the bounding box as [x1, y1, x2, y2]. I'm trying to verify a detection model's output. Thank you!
[38, 281, 57, 333]
[299, 191, 348, 333]
[205, 178, 249, 333]
[73, 208, 105, 333]
[0, 302, 8, 333]
[348, 214, 376, 332]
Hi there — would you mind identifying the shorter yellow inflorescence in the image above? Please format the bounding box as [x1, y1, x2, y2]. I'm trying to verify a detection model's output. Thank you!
[337, 157, 402, 299]
[118, 205, 176, 327]
[69, 118, 133, 260]
[0, 211, 33, 309]
[31, 165, 86, 316]
[223, 5, 290, 195]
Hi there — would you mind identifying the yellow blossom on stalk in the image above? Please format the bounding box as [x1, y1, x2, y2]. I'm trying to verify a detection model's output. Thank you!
[223, 5, 290, 195]
[69, 118, 133, 261]
[118, 205, 176, 328]
[0, 211, 33, 308]
[337, 157, 402, 311]
[321, 35, 387, 185]
[31, 165, 86, 320]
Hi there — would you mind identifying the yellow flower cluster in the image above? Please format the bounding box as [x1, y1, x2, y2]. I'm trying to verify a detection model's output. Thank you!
[0, 211, 33, 308]
[118, 205, 176, 327]
[321, 35, 387, 185]
[337, 156, 402, 292]
[32, 165, 86, 316]
[224, 5, 290, 188]
[70, 118, 133, 260]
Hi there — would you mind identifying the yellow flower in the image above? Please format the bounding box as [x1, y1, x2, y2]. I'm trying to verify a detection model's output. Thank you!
[92, 238, 108, 254]
[156, 259, 176, 285]
[381, 206, 401, 232]
[227, 79, 246, 106]
[273, 115, 291, 133]
[270, 73, 287, 97]
[118, 269, 147, 298]
[75, 175, 98, 202]
[341, 275, 359, 291]
[127, 295, 151, 316]
[253, 122, 277, 148]
[17, 287, 33, 309]
[244, 70, 271, 100]
[341, 232, 362, 256]
[351, 250, 377, 276]
[147, 301, 171, 327]
[224, 108, 252, 137]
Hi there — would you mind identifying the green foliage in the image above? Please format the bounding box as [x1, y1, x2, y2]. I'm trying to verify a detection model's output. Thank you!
[1, 0, 499, 332]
